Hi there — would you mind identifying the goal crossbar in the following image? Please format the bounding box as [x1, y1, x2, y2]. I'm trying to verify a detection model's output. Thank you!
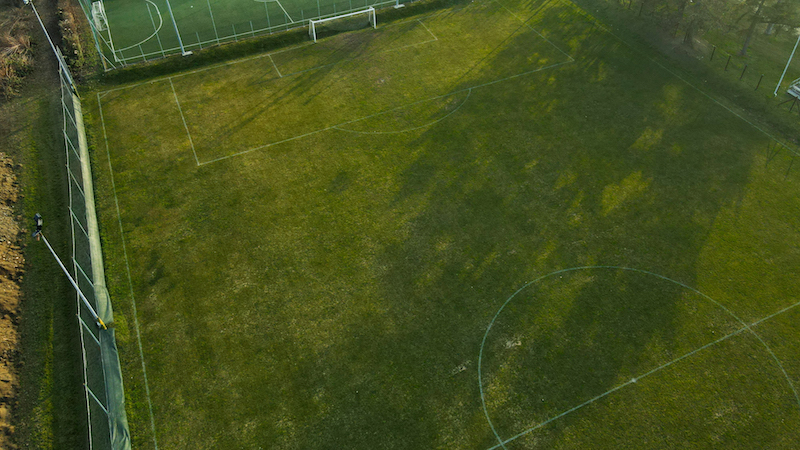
[309, 7, 376, 43]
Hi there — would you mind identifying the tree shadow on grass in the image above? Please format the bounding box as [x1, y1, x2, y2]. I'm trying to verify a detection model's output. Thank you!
[326, 0, 762, 447]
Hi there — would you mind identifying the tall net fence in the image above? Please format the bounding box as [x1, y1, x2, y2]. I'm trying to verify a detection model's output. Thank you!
[60, 49, 131, 450]
[75, 0, 409, 69]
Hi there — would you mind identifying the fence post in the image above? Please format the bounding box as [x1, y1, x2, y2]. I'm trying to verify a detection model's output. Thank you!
[710, 45, 716, 61]
[740, 64, 748, 80]
[725, 55, 731, 71]
[756, 74, 764, 90]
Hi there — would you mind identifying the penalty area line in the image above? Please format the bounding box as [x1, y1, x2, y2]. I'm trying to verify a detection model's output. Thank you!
[268, 54, 282, 78]
[198, 60, 573, 165]
[169, 78, 199, 165]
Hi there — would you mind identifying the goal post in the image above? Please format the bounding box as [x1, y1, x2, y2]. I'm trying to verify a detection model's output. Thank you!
[308, 7, 376, 43]
[90, 0, 108, 31]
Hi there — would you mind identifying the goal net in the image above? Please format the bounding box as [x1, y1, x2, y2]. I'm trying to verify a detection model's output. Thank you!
[309, 7, 376, 43]
[91, 1, 108, 32]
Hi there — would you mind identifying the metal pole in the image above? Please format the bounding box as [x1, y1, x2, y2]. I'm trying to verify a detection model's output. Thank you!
[774, 32, 800, 97]
[165, 0, 192, 56]
[38, 233, 107, 329]
[24, 0, 76, 91]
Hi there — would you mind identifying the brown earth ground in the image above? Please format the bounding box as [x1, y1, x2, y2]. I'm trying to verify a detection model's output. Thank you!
[0, 153, 23, 449]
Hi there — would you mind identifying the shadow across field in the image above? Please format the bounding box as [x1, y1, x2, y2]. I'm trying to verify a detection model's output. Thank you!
[342, 0, 771, 447]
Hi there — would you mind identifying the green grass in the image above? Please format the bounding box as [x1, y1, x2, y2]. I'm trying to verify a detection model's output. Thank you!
[88, 0, 800, 448]
[100, 0, 407, 63]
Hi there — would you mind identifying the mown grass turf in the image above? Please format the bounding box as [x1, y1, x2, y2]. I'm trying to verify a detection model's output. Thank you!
[89, 0, 800, 448]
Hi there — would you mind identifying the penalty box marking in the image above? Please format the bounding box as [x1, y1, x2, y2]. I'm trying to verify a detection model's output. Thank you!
[97, 0, 573, 166]
[195, 4, 574, 165]
[479, 266, 800, 450]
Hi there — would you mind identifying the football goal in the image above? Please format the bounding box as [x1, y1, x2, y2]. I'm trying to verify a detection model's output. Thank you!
[91, 0, 108, 31]
[308, 7, 376, 43]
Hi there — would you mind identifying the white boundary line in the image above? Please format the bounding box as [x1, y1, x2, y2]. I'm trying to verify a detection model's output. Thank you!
[416, 18, 438, 41]
[169, 78, 200, 166]
[479, 266, 800, 450]
[114, 0, 164, 52]
[333, 88, 472, 134]
[268, 54, 282, 78]
[97, 93, 160, 450]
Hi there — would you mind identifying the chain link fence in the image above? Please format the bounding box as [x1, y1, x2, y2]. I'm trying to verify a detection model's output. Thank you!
[60, 49, 131, 450]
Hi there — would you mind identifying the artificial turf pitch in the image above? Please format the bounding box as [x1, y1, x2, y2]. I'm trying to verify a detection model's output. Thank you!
[89, 0, 800, 448]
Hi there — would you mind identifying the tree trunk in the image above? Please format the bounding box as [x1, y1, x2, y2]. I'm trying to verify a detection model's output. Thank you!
[740, 0, 768, 55]
[765, 23, 776, 34]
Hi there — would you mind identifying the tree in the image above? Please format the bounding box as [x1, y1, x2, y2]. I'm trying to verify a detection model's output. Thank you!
[739, 0, 800, 55]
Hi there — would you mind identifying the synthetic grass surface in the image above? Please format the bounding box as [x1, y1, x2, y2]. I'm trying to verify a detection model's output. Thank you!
[89, 0, 800, 448]
[100, 0, 403, 62]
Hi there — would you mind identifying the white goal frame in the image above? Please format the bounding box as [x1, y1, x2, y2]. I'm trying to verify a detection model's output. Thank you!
[91, 0, 108, 32]
[308, 7, 376, 43]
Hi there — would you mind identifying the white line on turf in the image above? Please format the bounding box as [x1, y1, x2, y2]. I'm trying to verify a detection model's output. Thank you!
[417, 18, 438, 41]
[198, 60, 573, 165]
[268, 54, 282, 78]
[114, 0, 164, 52]
[493, 0, 573, 61]
[485, 326, 751, 450]
[333, 88, 472, 134]
[97, 93, 160, 450]
[479, 266, 800, 450]
[169, 78, 200, 166]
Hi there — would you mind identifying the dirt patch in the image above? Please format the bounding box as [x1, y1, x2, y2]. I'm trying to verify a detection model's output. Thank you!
[0, 153, 22, 450]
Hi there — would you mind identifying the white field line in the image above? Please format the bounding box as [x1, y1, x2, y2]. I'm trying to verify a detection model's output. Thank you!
[417, 18, 438, 41]
[115, 0, 164, 52]
[493, 0, 573, 62]
[169, 78, 200, 166]
[275, 0, 295, 23]
[479, 266, 800, 450]
[557, 0, 798, 157]
[199, 60, 573, 165]
[333, 88, 472, 134]
[97, 93, 160, 450]
[485, 326, 750, 450]
[268, 54, 282, 78]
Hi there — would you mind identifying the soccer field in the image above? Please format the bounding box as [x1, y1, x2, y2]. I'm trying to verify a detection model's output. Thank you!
[90, 0, 800, 448]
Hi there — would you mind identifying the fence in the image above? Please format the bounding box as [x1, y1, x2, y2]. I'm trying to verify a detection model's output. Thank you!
[75, 0, 409, 69]
[59, 48, 131, 450]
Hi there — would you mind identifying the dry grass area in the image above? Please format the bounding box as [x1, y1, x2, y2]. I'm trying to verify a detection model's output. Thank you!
[0, 1, 33, 99]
